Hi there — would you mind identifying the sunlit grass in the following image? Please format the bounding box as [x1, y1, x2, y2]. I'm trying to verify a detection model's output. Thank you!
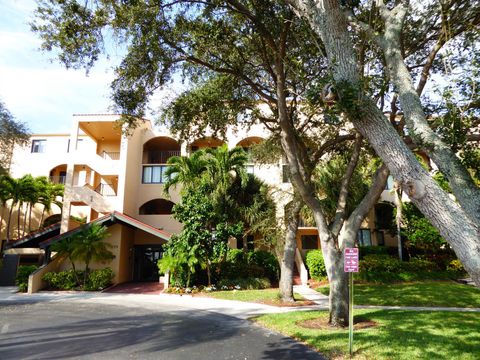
[204, 288, 306, 303]
[317, 281, 480, 307]
[255, 309, 480, 359]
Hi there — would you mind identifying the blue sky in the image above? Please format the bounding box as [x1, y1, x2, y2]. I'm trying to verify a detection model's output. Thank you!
[0, 1, 125, 134]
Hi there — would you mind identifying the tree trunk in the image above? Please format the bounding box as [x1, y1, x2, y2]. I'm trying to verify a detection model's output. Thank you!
[206, 258, 211, 286]
[326, 248, 349, 327]
[287, 0, 480, 287]
[279, 198, 302, 303]
[378, 4, 480, 225]
[6, 203, 14, 242]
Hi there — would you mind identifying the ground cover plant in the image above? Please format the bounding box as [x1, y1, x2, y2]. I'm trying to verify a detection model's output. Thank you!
[255, 309, 480, 359]
[317, 281, 480, 308]
[15, 265, 38, 292]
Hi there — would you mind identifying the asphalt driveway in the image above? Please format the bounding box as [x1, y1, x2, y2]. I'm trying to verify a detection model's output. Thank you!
[0, 295, 324, 359]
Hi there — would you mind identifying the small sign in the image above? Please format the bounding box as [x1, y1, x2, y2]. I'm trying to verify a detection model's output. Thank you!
[344, 247, 359, 273]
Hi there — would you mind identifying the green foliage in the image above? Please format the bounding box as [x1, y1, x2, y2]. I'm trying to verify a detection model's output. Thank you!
[220, 249, 279, 283]
[447, 259, 466, 273]
[0, 101, 30, 174]
[42, 270, 81, 290]
[358, 246, 389, 259]
[401, 203, 446, 251]
[42, 268, 114, 290]
[15, 265, 38, 292]
[85, 268, 114, 290]
[247, 250, 279, 282]
[312, 154, 371, 223]
[217, 277, 271, 290]
[305, 250, 327, 280]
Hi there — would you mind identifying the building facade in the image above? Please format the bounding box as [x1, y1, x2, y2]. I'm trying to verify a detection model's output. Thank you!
[2, 114, 398, 290]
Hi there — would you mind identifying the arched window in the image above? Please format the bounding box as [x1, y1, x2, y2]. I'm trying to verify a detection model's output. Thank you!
[139, 199, 175, 215]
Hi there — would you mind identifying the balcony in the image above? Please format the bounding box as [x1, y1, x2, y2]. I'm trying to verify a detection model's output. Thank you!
[144, 150, 180, 164]
[49, 175, 66, 184]
[100, 151, 120, 160]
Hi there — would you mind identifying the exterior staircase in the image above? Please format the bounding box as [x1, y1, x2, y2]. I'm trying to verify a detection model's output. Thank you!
[72, 152, 120, 176]
[292, 264, 303, 285]
[68, 184, 114, 213]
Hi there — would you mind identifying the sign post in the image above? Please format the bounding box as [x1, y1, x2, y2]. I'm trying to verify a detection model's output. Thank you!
[344, 247, 359, 357]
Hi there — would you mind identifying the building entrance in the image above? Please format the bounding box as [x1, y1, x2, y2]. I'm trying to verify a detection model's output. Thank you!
[133, 245, 163, 282]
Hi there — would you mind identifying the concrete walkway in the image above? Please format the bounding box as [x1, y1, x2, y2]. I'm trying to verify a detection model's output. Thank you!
[294, 284, 329, 306]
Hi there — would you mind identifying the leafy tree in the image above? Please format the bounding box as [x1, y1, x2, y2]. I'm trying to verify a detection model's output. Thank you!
[163, 149, 207, 194]
[70, 223, 114, 286]
[286, 0, 480, 290]
[0, 101, 29, 174]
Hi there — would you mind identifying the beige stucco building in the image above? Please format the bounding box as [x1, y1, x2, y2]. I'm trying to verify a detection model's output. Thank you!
[1, 114, 398, 290]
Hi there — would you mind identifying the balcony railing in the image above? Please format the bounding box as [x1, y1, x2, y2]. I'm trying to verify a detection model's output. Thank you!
[95, 183, 117, 196]
[49, 175, 66, 184]
[145, 150, 180, 164]
[101, 151, 120, 160]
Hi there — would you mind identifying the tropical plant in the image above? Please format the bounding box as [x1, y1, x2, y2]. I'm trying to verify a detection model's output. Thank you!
[70, 223, 114, 286]
[51, 237, 80, 283]
[163, 150, 207, 194]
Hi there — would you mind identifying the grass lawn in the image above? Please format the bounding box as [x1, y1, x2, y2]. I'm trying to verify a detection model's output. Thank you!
[255, 309, 480, 359]
[317, 281, 480, 308]
[204, 288, 308, 304]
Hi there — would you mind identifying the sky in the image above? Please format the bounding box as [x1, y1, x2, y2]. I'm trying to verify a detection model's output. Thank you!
[0, 1, 133, 134]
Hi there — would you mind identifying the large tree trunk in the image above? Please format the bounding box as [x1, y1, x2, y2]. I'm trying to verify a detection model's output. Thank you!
[378, 3, 480, 225]
[287, 0, 480, 287]
[279, 198, 302, 303]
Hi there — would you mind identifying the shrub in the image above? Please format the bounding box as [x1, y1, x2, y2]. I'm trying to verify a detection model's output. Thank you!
[16, 265, 38, 292]
[85, 268, 114, 290]
[358, 246, 389, 259]
[407, 257, 438, 272]
[42, 270, 82, 290]
[217, 277, 271, 290]
[247, 250, 279, 282]
[359, 254, 401, 273]
[447, 259, 465, 273]
[306, 250, 326, 280]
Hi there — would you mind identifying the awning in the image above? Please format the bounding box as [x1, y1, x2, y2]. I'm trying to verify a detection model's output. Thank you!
[39, 211, 171, 249]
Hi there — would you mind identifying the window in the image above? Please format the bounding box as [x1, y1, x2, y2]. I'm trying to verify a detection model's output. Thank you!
[142, 165, 169, 184]
[282, 165, 290, 183]
[31, 139, 46, 153]
[301, 235, 318, 249]
[357, 229, 372, 246]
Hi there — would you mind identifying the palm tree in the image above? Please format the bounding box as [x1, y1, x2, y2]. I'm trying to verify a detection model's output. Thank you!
[205, 145, 249, 212]
[13, 175, 36, 238]
[163, 149, 208, 194]
[51, 237, 80, 283]
[71, 223, 114, 286]
[38, 181, 64, 229]
[0, 175, 11, 239]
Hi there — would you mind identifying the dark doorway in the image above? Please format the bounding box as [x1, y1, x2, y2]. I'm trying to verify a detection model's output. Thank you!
[133, 245, 163, 282]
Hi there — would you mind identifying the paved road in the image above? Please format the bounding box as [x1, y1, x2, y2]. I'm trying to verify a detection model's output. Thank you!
[0, 297, 324, 360]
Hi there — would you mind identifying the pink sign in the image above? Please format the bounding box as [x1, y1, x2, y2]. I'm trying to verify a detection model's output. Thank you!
[344, 248, 359, 273]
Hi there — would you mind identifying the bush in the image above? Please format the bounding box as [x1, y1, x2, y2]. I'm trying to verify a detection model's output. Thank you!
[42, 270, 82, 290]
[306, 250, 326, 280]
[360, 254, 401, 273]
[447, 259, 465, 273]
[247, 250, 279, 282]
[85, 268, 114, 290]
[217, 277, 271, 290]
[358, 246, 389, 259]
[42, 268, 114, 291]
[16, 265, 38, 292]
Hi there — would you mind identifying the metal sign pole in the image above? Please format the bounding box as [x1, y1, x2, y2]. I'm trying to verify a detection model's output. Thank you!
[349, 271, 353, 357]
[344, 247, 358, 358]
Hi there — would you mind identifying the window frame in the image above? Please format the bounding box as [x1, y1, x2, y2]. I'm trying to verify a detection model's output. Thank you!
[31, 139, 46, 153]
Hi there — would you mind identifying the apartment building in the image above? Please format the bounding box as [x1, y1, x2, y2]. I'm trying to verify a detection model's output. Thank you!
[2, 114, 397, 290]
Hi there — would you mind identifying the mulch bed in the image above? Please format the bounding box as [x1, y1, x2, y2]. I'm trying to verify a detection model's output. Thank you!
[258, 299, 317, 307]
[298, 316, 378, 330]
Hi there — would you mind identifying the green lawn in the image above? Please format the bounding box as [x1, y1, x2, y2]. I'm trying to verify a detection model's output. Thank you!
[255, 309, 480, 359]
[204, 288, 306, 303]
[317, 281, 480, 308]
